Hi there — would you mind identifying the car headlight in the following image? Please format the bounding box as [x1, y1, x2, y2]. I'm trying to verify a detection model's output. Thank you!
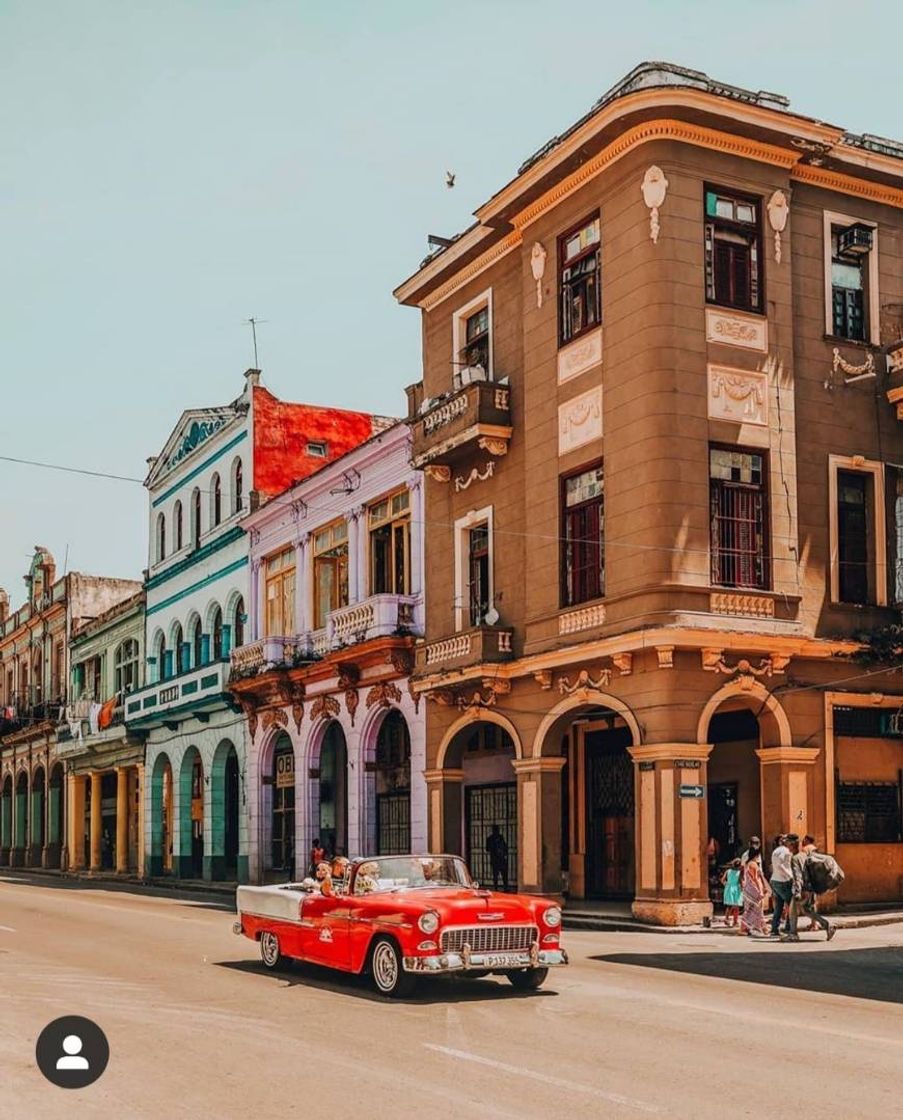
[544, 906, 562, 928]
[418, 911, 440, 934]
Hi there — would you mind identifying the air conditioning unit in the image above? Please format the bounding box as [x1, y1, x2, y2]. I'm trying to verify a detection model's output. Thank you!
[458, 364, 487, 386]
[838, 222, 873, 258]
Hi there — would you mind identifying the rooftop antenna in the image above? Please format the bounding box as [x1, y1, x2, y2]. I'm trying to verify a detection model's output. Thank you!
[244, 317, 268, 368]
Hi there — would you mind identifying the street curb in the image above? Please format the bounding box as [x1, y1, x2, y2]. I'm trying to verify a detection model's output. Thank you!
[0, 867, 236, 905]
[563, 912, 903, 934]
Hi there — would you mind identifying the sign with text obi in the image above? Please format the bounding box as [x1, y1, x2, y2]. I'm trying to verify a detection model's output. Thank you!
[275, 750, 295, 788]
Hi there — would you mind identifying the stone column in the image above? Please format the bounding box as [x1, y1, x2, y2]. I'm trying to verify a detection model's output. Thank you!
[89, 772, 103, 871]
[116, 767, 129, 873]
[513, 757, 566, 896]
[68, 774, 87, 870]
[756, 747, 821, 846]
[248, 557, 261, 642]
[136, 764, 145, 878]
[628, 743, 713, 926]
[424, 769, 464, 855]
[293, 537, 308, 635]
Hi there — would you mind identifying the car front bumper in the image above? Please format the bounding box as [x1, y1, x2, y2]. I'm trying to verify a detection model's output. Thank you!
[403, 946, 568, 974]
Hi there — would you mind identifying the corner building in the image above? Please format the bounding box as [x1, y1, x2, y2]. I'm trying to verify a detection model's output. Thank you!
[395, 63, 903, 923]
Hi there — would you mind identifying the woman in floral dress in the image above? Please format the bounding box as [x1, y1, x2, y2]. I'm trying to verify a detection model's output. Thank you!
[740, 850, 771, 936]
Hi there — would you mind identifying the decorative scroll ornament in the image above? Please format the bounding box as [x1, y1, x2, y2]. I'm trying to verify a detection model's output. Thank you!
[337, 663, 361, 690]
[656, 647, 675, 670]
[389, 649, 414, 676]
[641, 165, 669, 244]
[455, 461, 494, 492]
[612, 653, 633, 676]
[345, 688, 359, 726]
[310, 695, 340, 722]
[703, 652, 789, 690]
[291, 701, 304, 734]
[710, 369, 766, 419]
[557, 667, 613, 695]
[832, 347, 876, 380]
[366, 681, 403, 710]
[477, 436, 509, 457]
[530, 241, 547, 308]
[766, 190, 789, 263]
[424, 464, 451, 483]
[261, 708, 289, 733]
[456, 679, 511, 710]
[407, 677, 421, 714]
[242, 702, 258, 740]
[534, 670, 553, 691]
[426, 688, 457, 707]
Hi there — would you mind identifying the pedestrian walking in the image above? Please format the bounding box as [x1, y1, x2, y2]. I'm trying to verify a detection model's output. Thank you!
[782, 834, 840, 942]
[721, 858, 743, 927]
[486, 824, 509, 890]
[769, 833, 793, 937]
[739, 849, 770, 936]
[740, 835, 762, 869]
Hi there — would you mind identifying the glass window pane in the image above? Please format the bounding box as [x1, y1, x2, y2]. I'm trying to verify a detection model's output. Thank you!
[715, 197, 734, 219]
[832, 260, 863, 291]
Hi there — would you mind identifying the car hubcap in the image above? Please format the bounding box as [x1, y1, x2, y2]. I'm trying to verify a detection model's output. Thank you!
[373, 943, 398, 991]
[261, 932, 279, 966]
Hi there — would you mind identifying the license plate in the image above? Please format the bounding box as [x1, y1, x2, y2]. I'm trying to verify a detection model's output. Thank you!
[480, 953, 528, 968]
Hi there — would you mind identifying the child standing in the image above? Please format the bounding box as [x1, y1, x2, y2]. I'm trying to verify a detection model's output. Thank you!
[721, 858, 742, 927]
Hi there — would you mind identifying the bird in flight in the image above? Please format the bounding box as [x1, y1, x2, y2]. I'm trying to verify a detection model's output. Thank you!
[445, 170, 456, 189]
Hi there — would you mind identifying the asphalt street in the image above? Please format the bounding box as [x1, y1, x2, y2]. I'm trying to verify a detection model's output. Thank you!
[1, 873, 902, 1120]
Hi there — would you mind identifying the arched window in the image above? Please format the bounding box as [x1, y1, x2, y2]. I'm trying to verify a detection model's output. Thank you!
[174, 501, 183, 551]
[232, 457, 244, 514]
[33, 650, 43, 706]
[212, 473, 222, 527]
[192, 488, 202, 546]
[156, 512, 166, 562]
[233, 596, 245, 649]
[154, 632, 167, 681]
[211, 606, 224, 660]
[114, 639, 139, 693]
[190, 616, 203, 668]
[172, 623, 185, 675]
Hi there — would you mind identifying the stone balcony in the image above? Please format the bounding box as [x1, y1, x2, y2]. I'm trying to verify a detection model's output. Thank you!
[416, 625, 514, 674]
[409, 380, 512, 475]
[124, 658, 231, 728]
[230, 593, 420, 674]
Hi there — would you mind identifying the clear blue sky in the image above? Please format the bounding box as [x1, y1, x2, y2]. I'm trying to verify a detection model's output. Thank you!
[1, 0, 900, 601]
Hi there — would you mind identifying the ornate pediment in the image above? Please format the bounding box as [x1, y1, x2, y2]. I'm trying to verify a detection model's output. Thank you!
[146, 405, 243, 488]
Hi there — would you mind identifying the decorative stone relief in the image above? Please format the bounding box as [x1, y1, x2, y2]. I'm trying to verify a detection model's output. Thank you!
[455, 462, 495, 492]
[291, 701, 304, 734]
[423, 465, 451, 483]
[345, 688, 359, 725]
[310, 695, 340, 722]
[559, 603, 606, 635]
[557, 329, 602, 384]
[558, 386, 603, 454]
[703, 653, 788, 688]
[456, 679, 511, 710]
[530, 242, 547, 309]
[557, 667, 612, 695]
[832, 347, 876, 381]
[407, 678, 421, 714]
[766, 190, 788, 263]
[476, 437, 508, 457]
[242, 702, 258, 740]
[612, 652, 633, 676]
[366, 681, 403, 710]
[534, 670, 553, 690]
[389, 649, 414, 676]
[705, 308, 768, 352]
[708, 365, 768, 426]
[261, 708, 288, 733]
[640, 165, 669, 244]
[656, 647, 675, 670]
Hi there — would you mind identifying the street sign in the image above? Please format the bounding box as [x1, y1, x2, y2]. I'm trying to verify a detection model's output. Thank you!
[679, 784, 705, 799]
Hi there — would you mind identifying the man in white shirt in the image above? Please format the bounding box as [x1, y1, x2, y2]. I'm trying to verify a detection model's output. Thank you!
[769, 833, 793, 937]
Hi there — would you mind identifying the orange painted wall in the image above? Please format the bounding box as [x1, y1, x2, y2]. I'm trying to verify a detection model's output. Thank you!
[252, 387, 379, 498]
[835, 736, 903, 903]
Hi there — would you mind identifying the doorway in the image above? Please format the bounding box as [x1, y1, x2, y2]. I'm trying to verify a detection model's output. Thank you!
[583, 724, 635, 899]
[271, 735, 295, 876]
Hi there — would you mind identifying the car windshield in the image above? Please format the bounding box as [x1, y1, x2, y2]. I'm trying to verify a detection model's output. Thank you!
[352, 856, 473, 895]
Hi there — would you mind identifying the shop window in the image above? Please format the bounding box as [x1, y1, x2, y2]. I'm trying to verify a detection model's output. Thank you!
[369, 490, 410, 595]
[829, 456, 886, 606]
[709, 447, 769, 590]
[313, 521, 348, 630]
[559, 215, 601, 346]
[704, 187, 763, 313]
[824, 213, 878, 344]
[561, 464, 604, 607]
[265, 548, 296, 637]
[837, 780, 902, 843]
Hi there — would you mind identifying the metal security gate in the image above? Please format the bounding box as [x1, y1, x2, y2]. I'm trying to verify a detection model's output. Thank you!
[584, 729, 634, 898]
[377, 791, 410, 855]
[465, 783, 517, 891]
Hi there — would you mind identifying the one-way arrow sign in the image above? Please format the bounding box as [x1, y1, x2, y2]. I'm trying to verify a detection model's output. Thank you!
[679, 784, 705, 799]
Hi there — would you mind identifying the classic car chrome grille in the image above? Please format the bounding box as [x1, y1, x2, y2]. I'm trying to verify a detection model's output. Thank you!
[440, 924, 537, 954]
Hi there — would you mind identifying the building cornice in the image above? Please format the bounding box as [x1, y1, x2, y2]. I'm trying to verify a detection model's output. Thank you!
[790, 162, 903, 209]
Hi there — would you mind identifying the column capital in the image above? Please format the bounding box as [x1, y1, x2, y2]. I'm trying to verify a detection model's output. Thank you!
[628, 743, 713, 764]
[423, 768, 465, 784]
[755, 746, 821, 765]
[512, 756, 567, 774]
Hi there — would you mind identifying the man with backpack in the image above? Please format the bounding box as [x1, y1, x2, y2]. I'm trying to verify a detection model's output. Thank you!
[781, 833, 842, 942]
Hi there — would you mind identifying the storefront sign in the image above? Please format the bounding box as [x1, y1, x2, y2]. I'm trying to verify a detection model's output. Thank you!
[679, 784, 705, 799]
[275, 751, 295, 789]
[675, 760, 701, 770]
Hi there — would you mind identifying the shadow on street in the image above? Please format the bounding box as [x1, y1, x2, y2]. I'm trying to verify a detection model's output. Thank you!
[0, 871, 235, 914]
[215, 957, 559, 1005]
[593, 945, 903, 1005]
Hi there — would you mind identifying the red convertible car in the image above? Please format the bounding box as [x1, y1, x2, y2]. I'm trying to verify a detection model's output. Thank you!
[234, 854, 567, 997]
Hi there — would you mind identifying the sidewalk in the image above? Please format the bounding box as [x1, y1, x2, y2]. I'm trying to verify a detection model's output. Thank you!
[563, 899, 903, 935]
[0, 866, 236, 906]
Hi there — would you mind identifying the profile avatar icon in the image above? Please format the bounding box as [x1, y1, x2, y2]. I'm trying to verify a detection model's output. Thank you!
[56, 1035, 90, 1071]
